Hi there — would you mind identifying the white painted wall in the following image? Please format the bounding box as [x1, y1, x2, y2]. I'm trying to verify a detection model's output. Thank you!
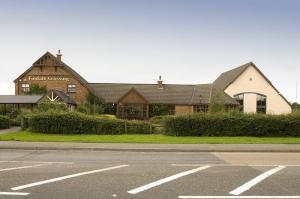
[225, 65, 292, 114]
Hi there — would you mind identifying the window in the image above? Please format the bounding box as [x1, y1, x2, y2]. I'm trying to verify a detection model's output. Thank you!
[118, 104, 147, 119]
[67, 84, 76, 93]
[21, 83, 30, 92]
[257, 94, 267, 114]
[234, 94, 244, 112]
[194, 104, 209, 113]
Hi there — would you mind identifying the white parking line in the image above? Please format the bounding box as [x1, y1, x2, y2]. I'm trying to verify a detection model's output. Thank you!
[179, 196, 300, 199]
[0, 192, 29, 196]
[0, 164, 50, 172]
[128, 165, 211, 194]
[11, 164, 128, 191]
[229, 166, 286, 196]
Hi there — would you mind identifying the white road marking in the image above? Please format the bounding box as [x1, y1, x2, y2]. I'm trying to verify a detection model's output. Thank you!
[0, 192, 29, 196]
[230, 166, 286, 196]
[11, 164, 128, 191]
[128, 165, 211, 194]
[0, 164, 50, 172]
[179, 196, 300, 199]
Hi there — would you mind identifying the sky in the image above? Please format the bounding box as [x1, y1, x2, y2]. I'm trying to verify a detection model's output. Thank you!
[0, 0, 299, 102]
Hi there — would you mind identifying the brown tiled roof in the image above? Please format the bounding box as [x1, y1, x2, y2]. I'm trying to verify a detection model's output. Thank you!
[0, 95, 43, 104]
[48, 89, 77, 105]
[213, 62, 252, 90]
[88, 83, 238, 105]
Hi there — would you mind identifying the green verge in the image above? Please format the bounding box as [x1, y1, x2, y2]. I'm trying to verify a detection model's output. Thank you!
[1, 131, 300, 144]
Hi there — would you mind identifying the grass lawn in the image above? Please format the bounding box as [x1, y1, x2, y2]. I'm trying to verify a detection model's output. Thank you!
[0, 131, 300, 144]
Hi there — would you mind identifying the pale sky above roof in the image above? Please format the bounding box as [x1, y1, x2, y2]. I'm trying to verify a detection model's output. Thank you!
[0, 0, 299, 102]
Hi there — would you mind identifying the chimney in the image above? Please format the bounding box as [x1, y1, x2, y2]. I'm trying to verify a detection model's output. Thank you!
[157, 75, 163, 89]
[56, 50, 62, 61]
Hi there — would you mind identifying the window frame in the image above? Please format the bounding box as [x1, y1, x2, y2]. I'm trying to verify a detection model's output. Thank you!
[67, 84, 77, 93]
[21, 83, 30, 92]
[256, 94, 267, 114]
[234, 94, 244, 112]
[194, 104, 209, 113]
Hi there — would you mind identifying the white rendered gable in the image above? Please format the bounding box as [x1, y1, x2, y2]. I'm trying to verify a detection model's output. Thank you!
[224, 65, 291, 114]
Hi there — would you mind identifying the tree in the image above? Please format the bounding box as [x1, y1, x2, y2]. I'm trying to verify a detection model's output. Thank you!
[209, 91, 225, 113]
[25, 84, 47, 95]
[77, 92, 105, 115]
[149, 104, 171, 117]
[292, 102, 300, 112]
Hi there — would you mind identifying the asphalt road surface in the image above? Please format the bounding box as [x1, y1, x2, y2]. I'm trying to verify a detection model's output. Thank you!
[0, 150, 300, 199]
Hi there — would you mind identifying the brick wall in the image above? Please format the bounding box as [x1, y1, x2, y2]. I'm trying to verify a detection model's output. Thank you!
[175, 105, 194, 114]
[15, 65, 89, 104]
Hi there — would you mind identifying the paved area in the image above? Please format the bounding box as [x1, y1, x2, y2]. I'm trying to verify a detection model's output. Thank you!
[1, 141, 300, 152]
[0, 150, 300, 199]
[0, 127, 21, 135]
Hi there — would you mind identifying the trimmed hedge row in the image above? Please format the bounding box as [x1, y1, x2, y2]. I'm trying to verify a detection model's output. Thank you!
[28, 112, 151, 134]
[0, 115, 10, 129]
[164, 113, 300, 137]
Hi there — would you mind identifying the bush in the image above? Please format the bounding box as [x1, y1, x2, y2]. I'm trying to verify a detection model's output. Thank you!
[150, 115, 171, 134]
[0, 105, 21, 118]
[126, 120, 151, 134]
[164, 112, 300, 137]
[24, 84, 47, 95]
[0, 115, 10, 129]
[149, 104, 172, 117]
[28, 112, 151, 134]
[95, 114, 117, 120]
[36, 102, 68, 112]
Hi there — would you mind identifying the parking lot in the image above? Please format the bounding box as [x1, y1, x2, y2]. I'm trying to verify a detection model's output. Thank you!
[0, 150, 300, 199]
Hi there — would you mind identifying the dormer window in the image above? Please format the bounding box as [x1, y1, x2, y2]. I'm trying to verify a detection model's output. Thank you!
[67, 84, 76, 93]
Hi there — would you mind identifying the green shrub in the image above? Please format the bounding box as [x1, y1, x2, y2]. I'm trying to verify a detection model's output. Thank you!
[95, 114, 117, 120]
[164, 112, 300, 137]
[28, 112, 151, 134]
[21, 116, 31, 130]
[10, 119, 20, 127]
[126, 120, 151, 134]
[0, 115, 10, 129]
[0, 105, 21, 118]
[150, 115, 172, 134]
[149, 104, 172, 117]
[103, 103, 117, 115]
[36, 102, 68, 112]
[24, 84, 47, 95]
[150, 115, 169, 125]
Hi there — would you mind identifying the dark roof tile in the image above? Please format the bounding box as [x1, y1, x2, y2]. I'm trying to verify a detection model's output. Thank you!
[0, 95, 43, 104]
[88, 83, 238, 105]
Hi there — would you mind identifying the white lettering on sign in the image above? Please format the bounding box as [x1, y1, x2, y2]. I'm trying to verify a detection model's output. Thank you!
[28, 76, 70, 82]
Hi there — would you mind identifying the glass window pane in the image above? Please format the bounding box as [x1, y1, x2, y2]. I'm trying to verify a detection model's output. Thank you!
[256, 94, 266, 114]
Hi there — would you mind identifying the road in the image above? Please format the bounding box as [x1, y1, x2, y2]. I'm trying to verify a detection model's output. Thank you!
[0, 149, 300, 199]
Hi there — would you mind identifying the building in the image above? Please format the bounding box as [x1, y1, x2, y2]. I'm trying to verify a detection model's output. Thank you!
[214, 63, 292, 115]
[11, 51, 291, 119]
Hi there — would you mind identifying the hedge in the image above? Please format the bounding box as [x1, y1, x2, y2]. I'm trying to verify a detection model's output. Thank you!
[0, 115, 10, 129]
[28, 112, 151, 134]
[164, 112, 300, 137]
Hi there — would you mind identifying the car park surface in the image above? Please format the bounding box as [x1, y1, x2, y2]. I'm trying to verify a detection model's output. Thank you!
[0, 150, 300, 199]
